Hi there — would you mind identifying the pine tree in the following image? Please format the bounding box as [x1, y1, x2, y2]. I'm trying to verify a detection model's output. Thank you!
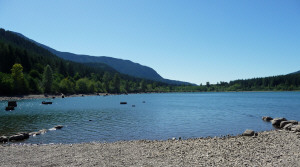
[42, 65, 53, 93]
[140, 80, 147, 92]
[103, 72, 110, 92]
[112, 73, 121, 93]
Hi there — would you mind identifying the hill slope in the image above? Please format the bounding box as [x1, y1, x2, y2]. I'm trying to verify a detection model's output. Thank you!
[1, 28, 176, 95]
[14, 32, 193, 85]
[290, 70, 300, 75]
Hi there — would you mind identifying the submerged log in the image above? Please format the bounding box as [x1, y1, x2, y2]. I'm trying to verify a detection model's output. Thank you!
[42, 101, 52, 105]
[120, 102, 127, 104]
[30, 129, 48, 136]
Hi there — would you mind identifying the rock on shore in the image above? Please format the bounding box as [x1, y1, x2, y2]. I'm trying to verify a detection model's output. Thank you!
[8, 133, 29, 141]
[243, 129, 255, 136]
[271, 117, 287, 126]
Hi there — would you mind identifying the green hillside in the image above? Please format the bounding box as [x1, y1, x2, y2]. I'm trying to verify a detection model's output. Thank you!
[0, 28, 170, 95]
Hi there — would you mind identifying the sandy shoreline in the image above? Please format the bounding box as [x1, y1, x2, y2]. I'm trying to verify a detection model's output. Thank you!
[1, 130, 300, 166]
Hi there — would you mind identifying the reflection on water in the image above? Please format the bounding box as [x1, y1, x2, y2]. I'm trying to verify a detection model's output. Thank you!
[1, 92, 300, 144]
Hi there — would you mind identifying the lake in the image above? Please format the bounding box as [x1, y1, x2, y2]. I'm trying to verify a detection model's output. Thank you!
[1, 92, 300, 144]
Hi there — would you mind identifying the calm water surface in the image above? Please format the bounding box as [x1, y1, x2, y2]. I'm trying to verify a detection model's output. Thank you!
[1, 92, 300, 144]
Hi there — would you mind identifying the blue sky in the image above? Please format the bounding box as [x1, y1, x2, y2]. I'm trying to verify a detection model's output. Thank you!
[0, 0, 299, 84]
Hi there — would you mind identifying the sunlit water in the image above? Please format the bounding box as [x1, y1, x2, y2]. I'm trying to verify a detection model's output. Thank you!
[1, 92, 300, 144]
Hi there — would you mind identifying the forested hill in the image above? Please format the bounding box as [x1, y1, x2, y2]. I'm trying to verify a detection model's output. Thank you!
[290, 70, 300, 75]
[170, 72, 300, 92]
[0, 28, 172, 95]
[14, 31, 194, 86]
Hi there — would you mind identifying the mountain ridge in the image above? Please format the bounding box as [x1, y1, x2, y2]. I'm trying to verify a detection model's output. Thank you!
[290, 70, 300, 75]
[13, 31, 194, 85]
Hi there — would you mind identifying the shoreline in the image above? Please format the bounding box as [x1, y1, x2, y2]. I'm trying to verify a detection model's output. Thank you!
[0, 93, 108, 101]
[1, 91, 299, 101]
[1, 130, 300, 166]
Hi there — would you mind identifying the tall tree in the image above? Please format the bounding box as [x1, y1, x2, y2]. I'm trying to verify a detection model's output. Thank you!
[76, 78, 88, 93]
[42, 65, 53, 93]
[103, 72, 110, 92]
[206, 82, 210, 88]
[124, 80, 129, 93]
[140, 80, 147, 92]
[11, 63, 27, 94]
[112, 73, 121, 93]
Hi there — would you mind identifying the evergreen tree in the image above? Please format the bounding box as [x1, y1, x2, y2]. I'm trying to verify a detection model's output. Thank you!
[112, 73, 121, 93]
[11, 63, 27, 94]
[103, 72, 110, 92]
[140, 80, 147, 92]
[124, 80, 129, 93]
[42, 65, 53, 93]
[0, 72, 13, 95]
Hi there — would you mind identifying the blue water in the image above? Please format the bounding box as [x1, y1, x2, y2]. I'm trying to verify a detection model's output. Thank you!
[0, 92, 300, 144]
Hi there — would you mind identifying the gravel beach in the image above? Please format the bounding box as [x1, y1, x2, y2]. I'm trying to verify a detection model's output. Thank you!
[1, 130, 300, 167]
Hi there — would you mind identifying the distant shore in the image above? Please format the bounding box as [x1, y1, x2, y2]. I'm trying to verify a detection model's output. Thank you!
[0, 94, 102, 101]
[0, 93, 136, 101]
[0, 91, 299, 101]
[1, 130, 300, 166]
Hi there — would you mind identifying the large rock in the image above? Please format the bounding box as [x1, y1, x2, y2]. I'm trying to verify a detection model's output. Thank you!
[289, 120, 298, 124]
[280, 120, 298, 129]
[54, 125, 63, 129]
[243, 129, 255, 136]
[291, 125, 300, 132]
[283, 123, 294, 131]
[262, 116, 273, 122]
[0, 136, 8, 143]
[38, 129, 48, 134]
[9, 133, 29, 141]
[29, 129, 48, 136]
[271, 118, 287, 126]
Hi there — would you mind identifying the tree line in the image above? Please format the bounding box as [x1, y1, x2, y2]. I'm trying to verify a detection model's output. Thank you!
[0, 63, 171, 95]
[170, 74, 300, 92]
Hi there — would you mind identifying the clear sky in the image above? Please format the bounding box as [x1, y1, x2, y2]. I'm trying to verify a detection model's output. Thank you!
[0, 0, 299, 84]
